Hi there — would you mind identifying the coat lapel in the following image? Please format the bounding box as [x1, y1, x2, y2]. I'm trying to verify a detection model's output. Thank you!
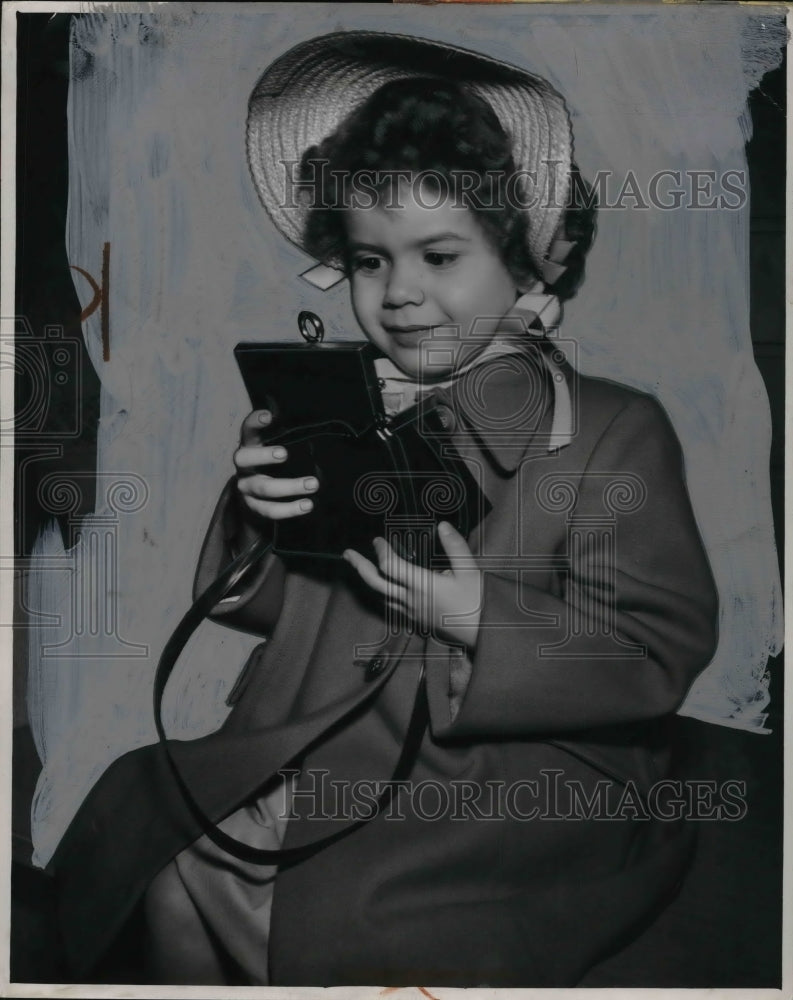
[433, 339, 573, 473]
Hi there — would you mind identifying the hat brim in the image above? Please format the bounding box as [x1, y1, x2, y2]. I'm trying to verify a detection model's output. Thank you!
[247, 30, 573, 271]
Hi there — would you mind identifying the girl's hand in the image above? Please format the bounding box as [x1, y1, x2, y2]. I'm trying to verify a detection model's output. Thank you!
[234, 409, 319, 523]
[343, 522, 482, 650]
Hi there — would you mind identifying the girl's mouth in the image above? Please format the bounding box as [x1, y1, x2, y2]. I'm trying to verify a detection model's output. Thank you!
[383, 324, 432, 344]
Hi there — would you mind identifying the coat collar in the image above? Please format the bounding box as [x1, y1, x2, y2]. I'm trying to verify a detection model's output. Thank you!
[426, 336, 574, 473]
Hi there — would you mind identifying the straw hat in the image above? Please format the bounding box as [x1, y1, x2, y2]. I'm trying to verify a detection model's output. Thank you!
[247, 31, 573, 277]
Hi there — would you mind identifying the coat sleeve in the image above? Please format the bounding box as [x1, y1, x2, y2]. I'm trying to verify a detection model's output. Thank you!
[426, 395, 719, 738]
[192, 477, 286, 638]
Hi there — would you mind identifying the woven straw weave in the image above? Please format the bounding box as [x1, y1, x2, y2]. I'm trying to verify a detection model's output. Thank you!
[247, 31, 573, 270]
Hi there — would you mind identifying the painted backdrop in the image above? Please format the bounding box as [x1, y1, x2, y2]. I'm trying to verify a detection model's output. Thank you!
[25, 4, 784, 866]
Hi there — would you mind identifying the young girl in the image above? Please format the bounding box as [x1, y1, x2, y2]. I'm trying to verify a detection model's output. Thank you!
[51, 31, 718, 988]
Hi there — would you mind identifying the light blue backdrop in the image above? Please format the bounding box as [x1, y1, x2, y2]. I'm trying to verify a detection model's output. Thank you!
[26, 4, 784, 866]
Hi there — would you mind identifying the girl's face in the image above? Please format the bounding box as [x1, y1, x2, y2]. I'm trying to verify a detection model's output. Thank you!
[346, 178, 519, 380]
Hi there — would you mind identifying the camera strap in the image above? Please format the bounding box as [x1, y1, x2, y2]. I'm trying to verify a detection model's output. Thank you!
[153, 534, 429, 867]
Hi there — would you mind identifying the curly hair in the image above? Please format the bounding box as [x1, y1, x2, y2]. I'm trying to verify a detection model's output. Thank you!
[298, 77, 596, 302]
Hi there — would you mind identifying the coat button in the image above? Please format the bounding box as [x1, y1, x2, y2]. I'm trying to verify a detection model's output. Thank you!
[435, 404, 456, 431]
[364, 655, 387, 681]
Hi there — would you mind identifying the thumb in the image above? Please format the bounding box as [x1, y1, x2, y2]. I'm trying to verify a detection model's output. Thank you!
[437, 521, 473, 571]
[240, 408, 273, 446]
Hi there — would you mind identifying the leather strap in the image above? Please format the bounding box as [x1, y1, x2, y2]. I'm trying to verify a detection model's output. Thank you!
[154, 535, 429, 866]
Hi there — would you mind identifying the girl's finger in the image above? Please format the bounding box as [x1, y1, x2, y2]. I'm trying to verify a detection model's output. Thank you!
[344, 549, 406, 600]
[239, 409, 273, 446]
[437, 521, 475, 573]
[239, 473, 319, 500]
[234, 444, 290, 471]
[243, 495, 314, 521]
[384, 599, 409, 629]
[373, 536, 427, 588]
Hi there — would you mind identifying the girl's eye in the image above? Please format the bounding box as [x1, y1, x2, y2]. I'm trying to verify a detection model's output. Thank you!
[425, 251, 458, 267]
[352, 255, 384, 274]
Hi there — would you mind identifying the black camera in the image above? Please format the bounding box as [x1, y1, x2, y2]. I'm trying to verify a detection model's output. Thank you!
[234, 338, 490, 568]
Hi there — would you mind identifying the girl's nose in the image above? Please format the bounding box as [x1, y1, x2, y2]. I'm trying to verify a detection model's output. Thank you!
[383, 261, 424, 308]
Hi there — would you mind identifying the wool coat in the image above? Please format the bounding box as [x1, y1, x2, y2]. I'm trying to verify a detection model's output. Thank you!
[49, 343, 718, 986]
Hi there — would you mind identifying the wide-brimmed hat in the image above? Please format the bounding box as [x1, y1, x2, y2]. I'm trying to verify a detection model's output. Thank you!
[247, 31, 573, 280]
